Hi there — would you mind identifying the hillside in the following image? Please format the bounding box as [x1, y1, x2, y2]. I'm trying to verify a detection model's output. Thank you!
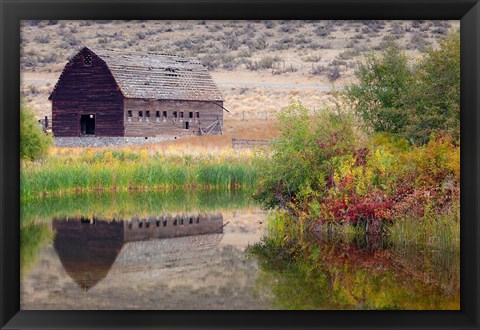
[20, 20, 458, 140]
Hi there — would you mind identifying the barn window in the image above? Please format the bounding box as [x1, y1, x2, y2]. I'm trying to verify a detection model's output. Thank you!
[173, 111, 177, 120]
[189, 112, 193, 119]
[163, 111, 167, 119]
[165, 67, 178, 77]
[145, 111, 150, 121]
[83, 54, 92, 66]
[196, 112, 200, 119]
[138, 111, 143, 121]
[127, 111, 132, 122]
[180, 112, 184, 119]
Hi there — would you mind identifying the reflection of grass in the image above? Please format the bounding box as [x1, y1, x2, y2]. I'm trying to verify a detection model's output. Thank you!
[20, 223, 54, 276]
[21, 190, 254, 225]
[20, 150, 258, 200]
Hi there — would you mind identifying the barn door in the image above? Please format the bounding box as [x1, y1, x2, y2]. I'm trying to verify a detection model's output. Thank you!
[80, 115, 96, 135]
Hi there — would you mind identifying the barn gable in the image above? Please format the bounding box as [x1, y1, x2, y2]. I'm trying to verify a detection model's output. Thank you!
[49, 47, 124, 137]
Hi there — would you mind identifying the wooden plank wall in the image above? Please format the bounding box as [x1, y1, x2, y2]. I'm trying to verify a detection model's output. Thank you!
[51, 49, 124, 137]
[124, 99, 224, 137]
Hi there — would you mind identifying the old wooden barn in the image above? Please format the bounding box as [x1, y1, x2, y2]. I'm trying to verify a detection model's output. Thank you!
[49, 47, 224, 137]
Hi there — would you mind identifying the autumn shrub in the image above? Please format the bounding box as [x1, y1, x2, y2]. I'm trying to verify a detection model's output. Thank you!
[253, 101, 357, 210]
[254, 99, 459, 246]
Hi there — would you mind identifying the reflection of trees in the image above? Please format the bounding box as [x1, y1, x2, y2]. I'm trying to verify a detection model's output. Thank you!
[250, 237, 460, 310]
[20, 223, 54, 277]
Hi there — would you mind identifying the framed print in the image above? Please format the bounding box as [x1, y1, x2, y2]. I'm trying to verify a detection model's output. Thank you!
[1, 0, 479, 329]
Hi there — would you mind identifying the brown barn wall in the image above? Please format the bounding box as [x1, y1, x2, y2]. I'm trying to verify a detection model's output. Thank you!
[124, 99, 224, 137]
[123, 213, 223, 242]
[51, 49, 124, 137]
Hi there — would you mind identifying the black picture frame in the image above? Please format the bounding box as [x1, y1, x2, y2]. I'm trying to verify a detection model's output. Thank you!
[1, 0, 479, 329]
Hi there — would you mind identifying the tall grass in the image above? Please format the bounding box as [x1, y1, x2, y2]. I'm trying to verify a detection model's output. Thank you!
[387, 201, 460, 254]
[20, 149, 259, 200]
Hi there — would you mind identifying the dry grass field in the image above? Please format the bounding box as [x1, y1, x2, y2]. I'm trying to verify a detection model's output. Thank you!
[20, 20, 458, 147]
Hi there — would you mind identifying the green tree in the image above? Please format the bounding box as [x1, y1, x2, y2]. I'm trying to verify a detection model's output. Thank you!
[348, 32, 460, 145]
[347, 42, 413, 135]
[404, 31, 460, 144]
[20, 101, 53, 161]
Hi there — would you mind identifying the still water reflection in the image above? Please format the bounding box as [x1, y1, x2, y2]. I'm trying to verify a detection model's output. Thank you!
[20, 190, 459, 310]
[21, 190, 270, 309]
[251, 233, 460, 310]
[53, 214, 224, 291]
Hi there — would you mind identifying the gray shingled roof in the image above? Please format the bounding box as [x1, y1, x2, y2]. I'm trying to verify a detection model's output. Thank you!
[51, 47, 224, 102]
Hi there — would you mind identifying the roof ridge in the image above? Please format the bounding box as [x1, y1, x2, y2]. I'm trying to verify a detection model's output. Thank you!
[91, 47, 196, 61]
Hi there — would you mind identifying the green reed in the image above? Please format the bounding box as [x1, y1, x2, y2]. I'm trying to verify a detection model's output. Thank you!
[20, 152, 259, 200]
[386, 200, 460, 254]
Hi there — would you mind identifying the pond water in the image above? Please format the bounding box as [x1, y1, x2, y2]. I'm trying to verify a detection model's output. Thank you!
[21, 190, 271, 309]
[20, 190, 459, 310]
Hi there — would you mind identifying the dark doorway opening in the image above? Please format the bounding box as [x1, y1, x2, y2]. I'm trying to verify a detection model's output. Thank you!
[183, 122, 189, 129]
[80, 115, 96, 135]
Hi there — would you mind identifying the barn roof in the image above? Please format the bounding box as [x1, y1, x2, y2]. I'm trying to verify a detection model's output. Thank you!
[50, 47, 224, 102]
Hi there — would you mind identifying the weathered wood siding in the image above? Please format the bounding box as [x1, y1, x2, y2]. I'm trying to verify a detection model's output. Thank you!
[124, 99, 223, 137]
[51, 49, 124, 137]
[123, 213, 223, 242]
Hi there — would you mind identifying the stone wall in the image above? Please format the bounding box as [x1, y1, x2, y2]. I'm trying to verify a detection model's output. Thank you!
[54, 136, 176, 147]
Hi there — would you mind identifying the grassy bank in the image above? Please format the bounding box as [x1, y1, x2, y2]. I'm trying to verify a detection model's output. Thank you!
[21, 149, 259, 200]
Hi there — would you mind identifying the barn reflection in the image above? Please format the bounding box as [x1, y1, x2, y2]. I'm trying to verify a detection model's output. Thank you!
[52, 213, 224, 291]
